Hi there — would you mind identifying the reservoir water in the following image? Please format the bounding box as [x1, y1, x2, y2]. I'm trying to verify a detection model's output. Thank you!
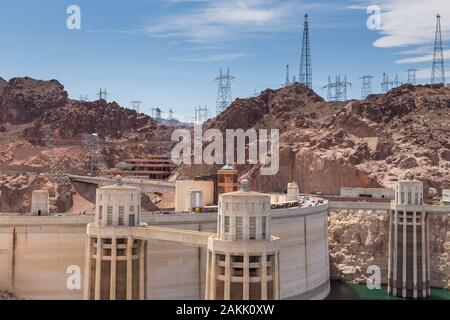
[327, 281, 450, 300]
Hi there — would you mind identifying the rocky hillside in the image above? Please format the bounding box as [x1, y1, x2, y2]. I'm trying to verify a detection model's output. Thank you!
[329, 210, 450, 289]
[0, 77, 174, 213]
[190, 83, 450, 196]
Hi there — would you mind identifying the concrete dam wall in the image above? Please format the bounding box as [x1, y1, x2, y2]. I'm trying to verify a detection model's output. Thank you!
[0, 204, 330, 300]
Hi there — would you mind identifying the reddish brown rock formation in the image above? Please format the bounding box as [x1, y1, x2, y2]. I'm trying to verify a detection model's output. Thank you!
[0, 77, 68, 124]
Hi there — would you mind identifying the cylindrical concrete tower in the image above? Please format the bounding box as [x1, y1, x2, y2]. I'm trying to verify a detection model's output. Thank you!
[388, 178, 430, 299]
[205, 180, 280, 300]
[286, 182, 299, 201]
[84, 176, 147, 300]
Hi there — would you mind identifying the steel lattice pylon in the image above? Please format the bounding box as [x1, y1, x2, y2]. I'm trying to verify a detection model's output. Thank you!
[431, 14, 446, 85]
[299, 14, 312, 89]
[360, 75, 374, 99]
[215, 68, 235, 115]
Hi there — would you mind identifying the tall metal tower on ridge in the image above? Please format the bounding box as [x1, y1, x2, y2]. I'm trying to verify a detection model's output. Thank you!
[299, 14, 312, 89]
[285, 64, 291, 87]
[322, 75, 351, 101]
[431, 14, 445, 84]
[360, 75, 374, 99]
[215, 68, 235, 115]
[406, 69, 418, 85]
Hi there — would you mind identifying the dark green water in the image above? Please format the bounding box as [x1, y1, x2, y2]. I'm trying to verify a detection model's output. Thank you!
[327, 281, 450, 300]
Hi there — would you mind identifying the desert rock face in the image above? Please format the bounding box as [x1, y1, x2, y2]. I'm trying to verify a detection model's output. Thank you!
[329, 210, 450, 289]
[0, 77, 68, 125]
[197, 83, 450, 195]
[0, 76, 174, 213]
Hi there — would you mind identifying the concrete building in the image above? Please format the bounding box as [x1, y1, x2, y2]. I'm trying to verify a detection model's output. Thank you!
[175, 180, 214, 212]
[205, 180, 280, 300]
[84, 176, 147, 300]
[31, 190, 49, 216]
[111, 155, 176, 180]
[340, 187, 395, 199]
[388, 178, 430, 298]
[443, 189, 450, 203]
[286, 182, 300, 201]
[217, 165, 238, 196]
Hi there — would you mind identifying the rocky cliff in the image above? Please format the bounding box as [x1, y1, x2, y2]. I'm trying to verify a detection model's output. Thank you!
[329, 210, 450, 289]
[0, 77, 173, 213]
[195, 83, 450, 196]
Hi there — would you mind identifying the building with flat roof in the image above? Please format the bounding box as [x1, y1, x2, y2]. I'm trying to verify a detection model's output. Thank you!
[111, 155, 176, 180]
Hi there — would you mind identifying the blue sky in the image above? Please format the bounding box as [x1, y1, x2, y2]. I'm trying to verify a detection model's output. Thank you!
[0, 0, 449, 123]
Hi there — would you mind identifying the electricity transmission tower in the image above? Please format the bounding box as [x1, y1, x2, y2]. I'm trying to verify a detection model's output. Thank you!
[322, 75, 351, 101]
[167, 108, 177, 126]
[79, 94, 89, 101]
[431, 14, 446, 85]
[97, 88, 108, 101]
[360, 75, 374, 99]
[41, 125, 67, 183]
[195, 105, 209, 124]
[285, 65, 291, 87]
[406, 69, 418, 85]
[381, 73, 401, 92]
[150, 107, 163, 122]
[82, 133, 101, 173]
[215, 68, 235, 115]
[299, 14, 312, 89]
[130, 100, 142, 113]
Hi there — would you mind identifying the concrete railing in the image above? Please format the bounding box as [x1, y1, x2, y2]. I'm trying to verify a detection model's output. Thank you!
[87, 223, 213, 247]
[68, 174, 175, 193]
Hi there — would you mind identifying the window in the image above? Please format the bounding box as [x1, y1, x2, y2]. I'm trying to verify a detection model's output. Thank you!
[225, 216, 230, 233]
[129, 214, 135, 226]
[98, 205, 103, 219]
[408, 192, 412, 204]
[262, 217, 266, 240]
[107, 206, 113, 225]
[236, 217, 243, 240]
[131, 194, 134, 201]
[130, 206, 134, 212]
[118, 206, 125, 225]
[415, 192, 419, 205]
[250, 217, 256, 240]
[401, 192, 405, 204]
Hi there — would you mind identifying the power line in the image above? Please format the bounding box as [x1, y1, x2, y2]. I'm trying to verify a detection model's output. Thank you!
[406, 69, 418, 85]
[215, 68, 235, 115]
[431, 14, 446, 85]
[40, 125, 67, 183]
[130, 100, 142, 113]
[195, 105, 209, 124]
[299, 14, 312, 89]
[285, 64, 291, 87]
[97, 88, 108, 101]
[360, 75, 374, 99]
[381, 73, 401, 93]
[322, 75, 351, 101]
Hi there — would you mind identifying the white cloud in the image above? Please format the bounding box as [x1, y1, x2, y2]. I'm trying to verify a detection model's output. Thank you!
[349, 0, 450, 65]
[360, 0, 450, 48]
[396, 49, 450, 64]
[143, 0, 303, 44]
[170, 52, 250, 62]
